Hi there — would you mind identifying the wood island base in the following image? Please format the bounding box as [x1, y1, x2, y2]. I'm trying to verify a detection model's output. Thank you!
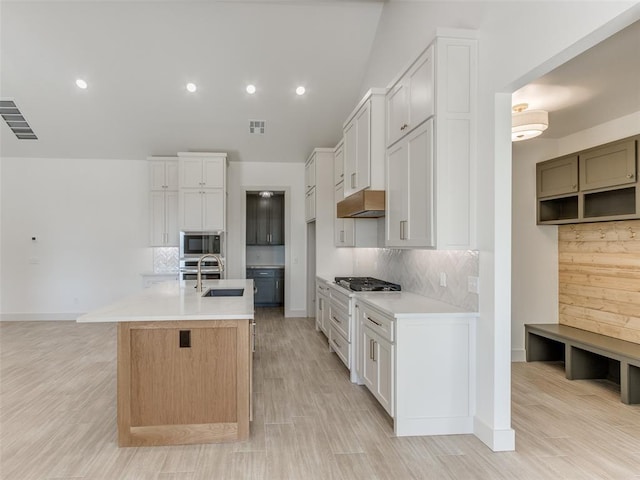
[117, 319, 251, 447]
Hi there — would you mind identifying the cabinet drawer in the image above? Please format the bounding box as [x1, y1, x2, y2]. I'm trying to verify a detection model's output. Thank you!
[329, 286, 351, 312]
[329, 327, 350, 369]
[249, 269, 275, 278]
[358, 302, 394, 343]
[329, 304, 349, 341]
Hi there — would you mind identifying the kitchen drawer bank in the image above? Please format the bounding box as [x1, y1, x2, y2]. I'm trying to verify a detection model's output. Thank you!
[314, 277, 477, 438]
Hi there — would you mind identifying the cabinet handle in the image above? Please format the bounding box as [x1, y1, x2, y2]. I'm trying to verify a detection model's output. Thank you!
[572, 184, 577, 189]
[340, 230, 344, 243]
[276, 280, 279, 289]
[332, 315, 341, 324]
[340, 173, 344, 178]
[372, 340, 376, 362]
[351, 173, 356, 189]
[627, 173, 634, 179]
[332, 338, 342, 349]
[369, 338, 374, 360]
[367, 316, 382, 327]
[400, 123, 408, 131]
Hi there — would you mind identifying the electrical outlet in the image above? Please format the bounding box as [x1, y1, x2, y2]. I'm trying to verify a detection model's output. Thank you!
[468, 276, 479, 294]
[439, 272, 447, 287]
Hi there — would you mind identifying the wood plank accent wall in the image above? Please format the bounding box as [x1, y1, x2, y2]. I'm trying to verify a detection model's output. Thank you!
[559, 220, 640, 344]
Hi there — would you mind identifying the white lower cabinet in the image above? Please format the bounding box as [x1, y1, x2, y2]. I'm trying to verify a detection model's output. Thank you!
[355, 295, 476, 437]
[357, 302, 394, 416]
[315, 279, 330, 336]
[329, 284, 359, 382]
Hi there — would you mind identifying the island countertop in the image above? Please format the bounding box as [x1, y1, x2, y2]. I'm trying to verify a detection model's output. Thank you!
[77, 279, 254, 323]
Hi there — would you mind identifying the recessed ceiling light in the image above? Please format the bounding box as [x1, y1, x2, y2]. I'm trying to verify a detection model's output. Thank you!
[296, 86, 306, 96]
[246, 84, 256, 95]
[186, 83, 197, 93]
[75, 79, 88, 89]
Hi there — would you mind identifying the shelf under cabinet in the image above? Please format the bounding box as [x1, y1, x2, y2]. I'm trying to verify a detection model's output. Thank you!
[538, 195, 579, 223]
[583, 186, 636, 219]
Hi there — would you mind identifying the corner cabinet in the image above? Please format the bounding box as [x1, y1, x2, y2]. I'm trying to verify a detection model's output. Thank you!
[343, 89, 386, 197]
[385, 34, 477, 250]
[178, 153, 227, 232]
[148, 157, 179, 246]
[537, 136, 639, 224]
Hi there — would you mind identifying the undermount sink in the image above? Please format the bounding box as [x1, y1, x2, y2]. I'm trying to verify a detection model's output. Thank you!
[202, 288, 245, 297]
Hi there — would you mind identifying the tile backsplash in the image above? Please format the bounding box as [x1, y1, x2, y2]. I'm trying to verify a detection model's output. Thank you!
[353, 248, 479, 311]
[153, 247, 179, 273]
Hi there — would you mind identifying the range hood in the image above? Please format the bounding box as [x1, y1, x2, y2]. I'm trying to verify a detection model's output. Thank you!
[337, 190, 385, 218]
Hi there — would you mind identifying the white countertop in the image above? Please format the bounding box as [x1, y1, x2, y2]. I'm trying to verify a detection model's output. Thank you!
[247, 265, 284, 269]
[77, 279, 254, 323]
[355, 291, 476, 319]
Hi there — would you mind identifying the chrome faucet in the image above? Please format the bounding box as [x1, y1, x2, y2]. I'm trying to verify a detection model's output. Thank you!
[196, 254, 224, 292]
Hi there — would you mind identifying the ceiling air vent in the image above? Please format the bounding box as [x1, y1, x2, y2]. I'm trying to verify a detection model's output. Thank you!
[0, 100, 37, 140]
[249, 120, 265, 135]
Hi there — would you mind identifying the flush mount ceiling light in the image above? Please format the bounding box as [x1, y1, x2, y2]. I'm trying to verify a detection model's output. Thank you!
[75, 79, 88, 89]
[259, 191, 273, 198]
[295, 86, 306, 96]
[246, 84, 256, 95]
[186, 82, 197, 93]
[512, 103, 548, 142]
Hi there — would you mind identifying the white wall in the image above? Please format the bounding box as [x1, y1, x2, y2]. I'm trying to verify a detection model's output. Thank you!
[0, 157, 151, 320]
[511, 111, 640, 362]
[226, 161, 306, 317]
[362, 0, 639, 451]
[511, 139, 559, 362]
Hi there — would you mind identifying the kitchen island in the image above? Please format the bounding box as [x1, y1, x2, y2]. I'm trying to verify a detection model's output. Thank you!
[77, 279, 254, 447]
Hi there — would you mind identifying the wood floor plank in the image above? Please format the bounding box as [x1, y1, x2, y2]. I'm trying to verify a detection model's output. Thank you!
[2, 312, 640, 480]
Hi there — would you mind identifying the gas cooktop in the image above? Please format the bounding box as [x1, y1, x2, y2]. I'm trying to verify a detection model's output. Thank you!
[335, 277, 401, 292]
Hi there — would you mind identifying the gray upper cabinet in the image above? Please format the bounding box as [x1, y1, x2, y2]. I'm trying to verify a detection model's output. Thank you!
[536, 155, 578, 199]
[246, 193, 284, 245]
[579, 139, 636, 191]
[536, 135, 639, 225]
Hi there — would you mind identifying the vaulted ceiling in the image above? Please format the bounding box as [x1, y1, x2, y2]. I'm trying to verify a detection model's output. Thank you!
[2, 1, 638, 162]
[0, 1, 384, 162]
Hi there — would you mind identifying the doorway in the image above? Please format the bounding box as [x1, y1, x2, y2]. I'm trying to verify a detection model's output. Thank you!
[245, 190, 285, 307]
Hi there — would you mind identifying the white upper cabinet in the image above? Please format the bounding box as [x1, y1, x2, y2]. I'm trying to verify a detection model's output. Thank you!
[305, 154, 316, 193]
[149, 157, 179, 191]
[179, 155, 225, 189]
[177, 152, 227, 232]
[343, 89, 386, 198]
[148, 157, 179, 246]
[385, 34, 477, 250]
[386, 119, 434, 248]
[334, 140, 344, 186]
[386, 46, 434, 147]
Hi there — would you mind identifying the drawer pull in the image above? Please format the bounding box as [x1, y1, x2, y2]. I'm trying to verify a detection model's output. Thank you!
[367, 316, 382, 327]
[332, 316, 341, 324]
[332, 338, 342, 349]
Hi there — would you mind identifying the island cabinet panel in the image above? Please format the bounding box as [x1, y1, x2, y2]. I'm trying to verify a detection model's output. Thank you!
[117, 320, 250, 447]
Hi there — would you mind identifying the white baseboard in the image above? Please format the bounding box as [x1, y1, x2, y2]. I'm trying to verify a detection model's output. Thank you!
[512, 348, 526, 362]
[474, 416, 515, 452]
[284, 308, 307, 318]
[0, 312, 81, 321]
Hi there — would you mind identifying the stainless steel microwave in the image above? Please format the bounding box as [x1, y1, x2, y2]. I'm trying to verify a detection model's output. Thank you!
[180, 232, 223, 257]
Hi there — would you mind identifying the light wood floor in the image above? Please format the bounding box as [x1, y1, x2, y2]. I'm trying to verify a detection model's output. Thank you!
[1, 308, 640, 479]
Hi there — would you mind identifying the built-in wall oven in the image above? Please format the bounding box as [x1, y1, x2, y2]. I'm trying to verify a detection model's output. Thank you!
[179, 232, 225, 281]
[180, 259, 223, 281]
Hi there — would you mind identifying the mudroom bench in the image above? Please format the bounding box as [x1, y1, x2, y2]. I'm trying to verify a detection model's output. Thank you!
[525, 323, 640, 404]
